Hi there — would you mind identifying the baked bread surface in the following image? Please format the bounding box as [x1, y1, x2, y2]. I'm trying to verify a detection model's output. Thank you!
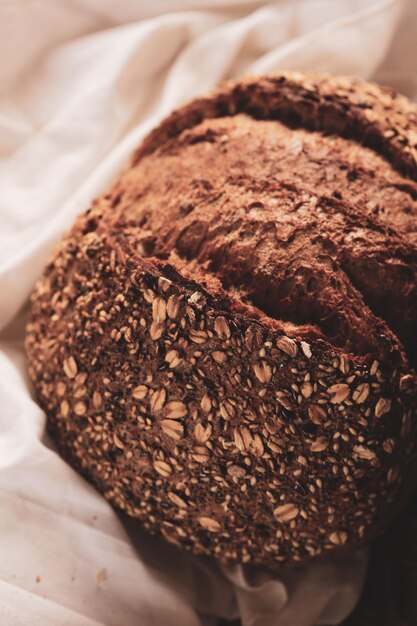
[26, 72, 417, 567]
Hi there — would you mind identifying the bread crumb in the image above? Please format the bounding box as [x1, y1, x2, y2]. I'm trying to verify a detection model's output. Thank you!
[96, 568, 107, 584]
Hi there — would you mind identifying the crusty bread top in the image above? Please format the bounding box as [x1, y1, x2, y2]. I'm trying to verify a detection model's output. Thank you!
[106, 73, 417, 366]
[136, 72, 417, 179]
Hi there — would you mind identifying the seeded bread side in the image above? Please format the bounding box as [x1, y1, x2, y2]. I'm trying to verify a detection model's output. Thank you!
[26, 233, 417, 567]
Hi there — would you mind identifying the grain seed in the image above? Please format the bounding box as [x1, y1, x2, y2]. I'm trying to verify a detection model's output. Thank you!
[339, 356, 349, 375]
[352, 383, 370, 404]
[152, 297, 166, 323]
[301, 382, 313, 399]
[113, 433, 124, 449]
[241, 426, 253, 451]
[387, 467, 399, 484]
[214, 316, 231, 339]
[370, 360, 379, 376]
[329, 531, 347, 545]
[212, 350, 227, 364]
[276, 336, 297, 357]
[310, 437, 328, 452]
[189, 330, 207, 344]
[227, 465, 246, 479]
[198, 517, 221, 532]
[158, 277, 172, 293]
[150, 388, 167, 413]
[200, 394, 212, 413]
[375, 398, 391, 418]
[194, 423, 212, 443]
[63, 356, 78, 379]
[219, 401, 235, 420]
[400, 374, 414, 393]
[250, 433, 264, 457]
[353, 445, 376, 461]
[308, 404, 326, 424]
[168, 492, 187, 509]
[245, 325, 263, 351]
[167, 295, 180, 319]
[74, 402, 87, 416]
[165, 350, 182, 368]
[328, 383, 350, 404]
[150, 322, 164, 341]
[300, 341, 312, 358]
[161, 419, 184, 441]
[234, 428, 245, 452]
[383, 439, 395, 454]
[132, 385, 148, 400]
[253, 361, 272, 384]
[143, 288, 155, 304]
[192, 446, 210, 463]
[154, 460, 172, 477]
[276, 391, 294, 410]
[265, 419, 281, 435]
[74, 385, 87, 399]
[93, 391, 103, 409]
[165, 401, 187, 419]
[56, 381, 66, 396]
[273, 503, 299, 522]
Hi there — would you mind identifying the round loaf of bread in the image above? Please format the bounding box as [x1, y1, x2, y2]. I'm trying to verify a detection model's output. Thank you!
[26, 72, 417, 568]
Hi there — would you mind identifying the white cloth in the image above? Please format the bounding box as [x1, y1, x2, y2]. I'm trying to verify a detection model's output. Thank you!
[0, 1, 415, 624]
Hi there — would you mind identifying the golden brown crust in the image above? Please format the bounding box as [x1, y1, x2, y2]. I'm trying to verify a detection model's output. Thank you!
[26, 71, 417, 568]
[135, 72, 417, 178]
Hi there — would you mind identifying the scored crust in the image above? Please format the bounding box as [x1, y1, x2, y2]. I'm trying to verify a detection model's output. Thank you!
[26, 72, 417, 568]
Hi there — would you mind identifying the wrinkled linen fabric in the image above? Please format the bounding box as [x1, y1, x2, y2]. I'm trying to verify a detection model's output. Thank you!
[0, 1, 414, 624]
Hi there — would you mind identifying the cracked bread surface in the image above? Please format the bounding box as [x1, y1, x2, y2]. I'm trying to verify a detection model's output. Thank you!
[26, 72, 417, 568]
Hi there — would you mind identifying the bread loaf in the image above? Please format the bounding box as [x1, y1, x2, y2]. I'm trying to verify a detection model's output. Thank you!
[26, 72, 417, 568]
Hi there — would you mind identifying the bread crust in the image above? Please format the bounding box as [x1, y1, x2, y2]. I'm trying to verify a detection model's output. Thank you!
[26, 72, 417, 568]
[135, 72, 417, 178]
